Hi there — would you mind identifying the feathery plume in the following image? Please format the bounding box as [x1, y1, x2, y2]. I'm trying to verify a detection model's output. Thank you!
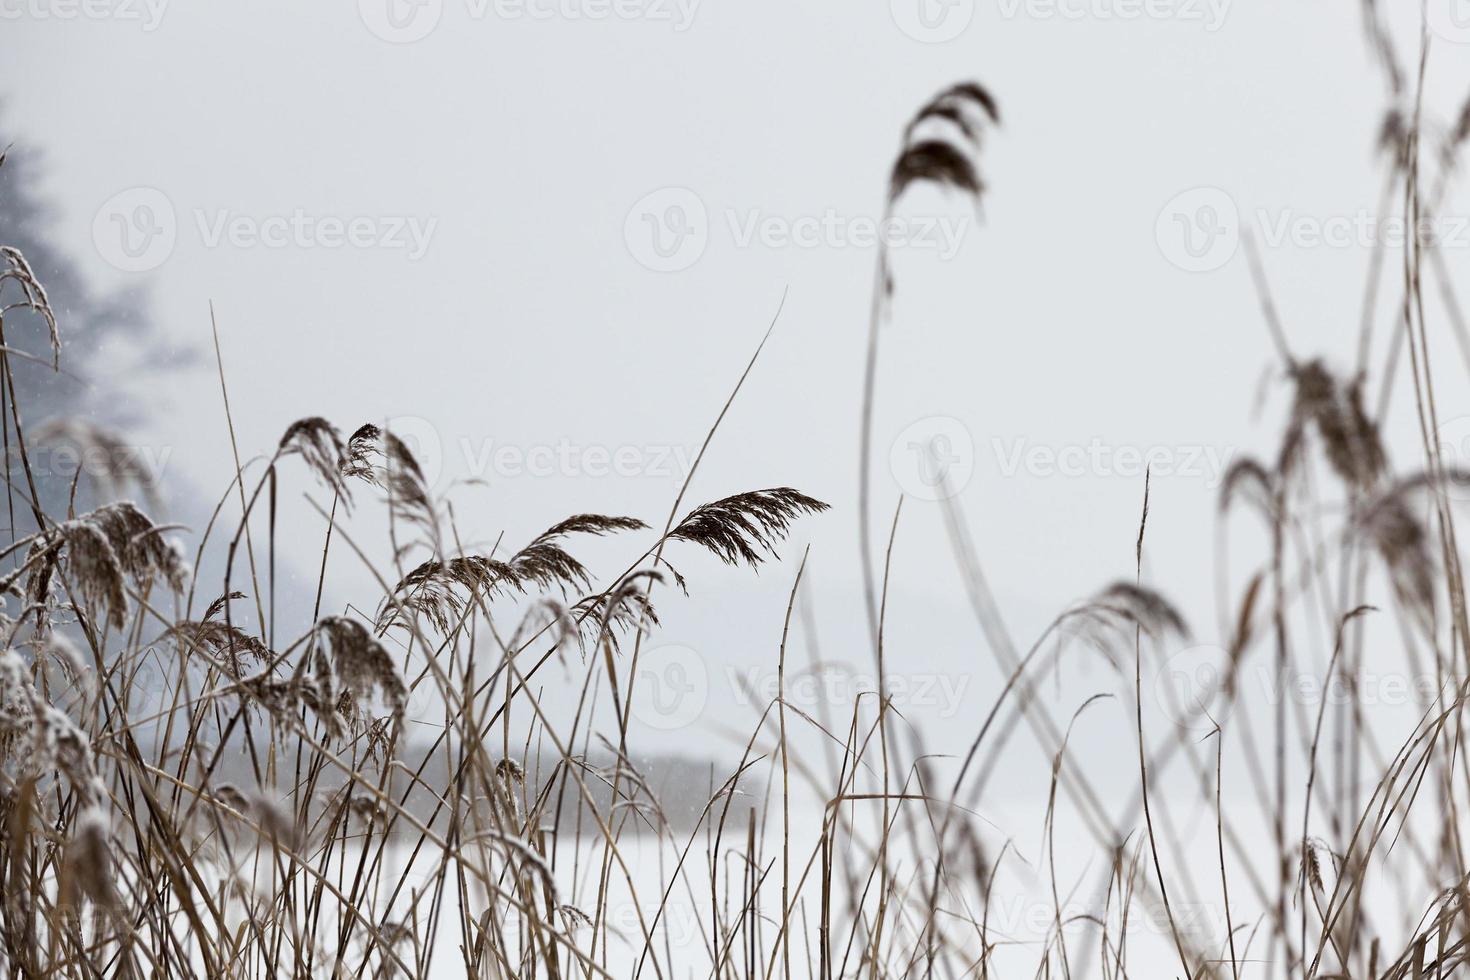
[667, 488, 828, 568]
[33, 418, 163, 510]
[890, 82, 1000, 204]
[383, 431, 441, 552]
[60, 807, 117, 910]
[314, 616, 408, 724]
[279, 417, 351, 501]
[0, 245, 60, 368]
[342, 423, 384, 487]
[1287, 360, 1384, 492]
[84, 501, 189, 593]
[168, 619, 273, 679]
[379, 514, 646, 633]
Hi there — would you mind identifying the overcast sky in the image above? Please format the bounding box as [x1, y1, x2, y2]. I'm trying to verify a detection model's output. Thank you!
[5, 1, 1470, 797]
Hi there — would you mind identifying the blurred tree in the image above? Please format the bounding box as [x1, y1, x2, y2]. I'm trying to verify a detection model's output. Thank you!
[0, 144, 181, 528]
